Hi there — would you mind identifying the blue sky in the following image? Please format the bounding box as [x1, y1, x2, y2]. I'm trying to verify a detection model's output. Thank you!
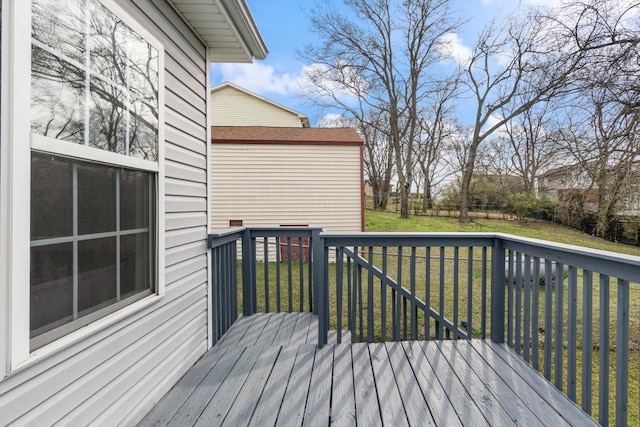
[210, 0, 560, 126]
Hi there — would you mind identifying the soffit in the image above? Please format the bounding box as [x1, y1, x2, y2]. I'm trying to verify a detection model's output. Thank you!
[169, 0, 268, 63]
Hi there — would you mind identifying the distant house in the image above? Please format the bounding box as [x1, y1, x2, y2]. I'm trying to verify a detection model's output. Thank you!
[0, 0, 266, 424]
[211, 82, 310, 128]
[211, 126, 364, 231]
[210, 84, 364, 232]
[538, 164, 640, 215]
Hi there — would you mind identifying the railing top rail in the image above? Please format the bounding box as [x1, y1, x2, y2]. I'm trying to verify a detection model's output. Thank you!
[320, 231, 497, 248]
[207, 227, 640, 281]
[249, 227, 324, 239]
[497, 233, 640, 282]
[208, 227, 245, 248]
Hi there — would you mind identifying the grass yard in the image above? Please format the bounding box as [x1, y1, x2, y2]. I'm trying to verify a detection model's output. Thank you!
[365, 209, 640, 256]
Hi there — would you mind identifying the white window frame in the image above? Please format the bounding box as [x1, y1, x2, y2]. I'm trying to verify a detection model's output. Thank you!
[1, 0, 165, 373]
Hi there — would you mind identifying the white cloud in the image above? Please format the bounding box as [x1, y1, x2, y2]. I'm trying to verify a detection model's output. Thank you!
[483, 113, 510, 138]
[214, 61, 363, 107]
[214, 62, 303, 96]
[316, 113, 355, 128]
[520, 0, 562, 6]
[300, 62, 364, 102]
[439, 33, 473, 66]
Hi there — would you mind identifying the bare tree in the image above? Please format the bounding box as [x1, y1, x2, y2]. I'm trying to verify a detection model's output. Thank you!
[415, 76, 459, 210]
[555, 0, 640, 237]
[360, 111, 395, 210]
[456, 11, 587, 223]
[301, 0, 460, 218]
[496, 102, 564, 193]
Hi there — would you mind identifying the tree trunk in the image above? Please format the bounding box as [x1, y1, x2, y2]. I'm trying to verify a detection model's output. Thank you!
[459, 147, 479, 223]
[422, 175, 432, 212]
[399, 182, 411, 219]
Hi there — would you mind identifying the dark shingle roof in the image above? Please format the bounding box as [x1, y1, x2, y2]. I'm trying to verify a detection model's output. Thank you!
[211, 126, 363, 145]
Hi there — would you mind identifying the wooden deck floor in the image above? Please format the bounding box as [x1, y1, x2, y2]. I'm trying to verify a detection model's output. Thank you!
[140, 313, 598, 427]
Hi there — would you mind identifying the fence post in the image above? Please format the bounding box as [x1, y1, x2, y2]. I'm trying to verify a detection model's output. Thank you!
[241, 228, 256, 316]
[312, 228, 327, 346]
[491, 237, 506, 343]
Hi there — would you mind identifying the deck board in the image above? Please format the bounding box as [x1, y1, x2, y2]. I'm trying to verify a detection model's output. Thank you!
[351, 343, 383, 426]
[454, 340, 563, 427]
[384, 342, 436, 426]
[247, 345, 298, 427]
[141, 313, 599, 427]
[290, 312, 313, 344]
[420, 340, 489, 425]
[302, 344, 334, 427]
[437, 340, 523, 427]
[368, 343, 408, 426]
[401, 341, 463, 427]
[194, 345, 264, 426]
[220, 346, 280, 427]
[471, 340, 600, 427]
[329, 343, 356, 427]
[167, 346, 245, 425]
[277, 344, 316, 425]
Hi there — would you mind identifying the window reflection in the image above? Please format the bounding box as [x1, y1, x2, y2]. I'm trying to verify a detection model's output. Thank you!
[31, 0, 159, 161]
[129, 32, 159, 105]
[89, 76, 126, 154]
[130, 101, 158, 160]
[31, 46, 85, 143]
[89, 0, 126, 87]
[32, 0, 85, 64]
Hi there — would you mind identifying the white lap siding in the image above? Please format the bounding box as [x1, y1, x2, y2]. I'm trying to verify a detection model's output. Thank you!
[211, 143, 363, 232]
[0, 0, 210, 425]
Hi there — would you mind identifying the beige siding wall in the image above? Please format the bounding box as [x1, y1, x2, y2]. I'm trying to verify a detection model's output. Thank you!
[211, 86, 303, 127]
[0, 1, 210, 425]
[211, 143, 362, 232]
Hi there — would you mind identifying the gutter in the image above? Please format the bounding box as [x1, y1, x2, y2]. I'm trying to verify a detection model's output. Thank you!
[221, 0, 268, 60]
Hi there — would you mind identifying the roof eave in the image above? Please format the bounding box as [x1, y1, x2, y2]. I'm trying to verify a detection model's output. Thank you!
[169, 0, 268, 63]
[219, 0, 268, 61]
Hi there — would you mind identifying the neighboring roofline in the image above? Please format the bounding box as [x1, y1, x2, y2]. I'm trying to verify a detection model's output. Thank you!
[211, 82, 310, 127]
[210, 126, 363, 145]
[211, 139, 363, 146]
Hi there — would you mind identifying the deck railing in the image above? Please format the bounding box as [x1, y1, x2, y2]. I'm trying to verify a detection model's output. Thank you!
[208, 227, 640, 426]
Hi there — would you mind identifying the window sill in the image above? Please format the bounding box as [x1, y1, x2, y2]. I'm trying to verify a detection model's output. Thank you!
[12, 293, 163, 373]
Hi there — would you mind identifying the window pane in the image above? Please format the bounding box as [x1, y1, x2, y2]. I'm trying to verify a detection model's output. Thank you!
[89, 0, 127, 86]
[78, 237, 116, 314]
[31, 153, 73, 239]
[89, 76, 126, 154]
[31, 243, 73, 335]
[121, 233, 151, 297]
[128, 32, 159, 104]
[32, 0, 85, 64]
[31, 46, 85, 144]
[129, 101, 158, 161]
[77, 161, 116, 235]
[120, 169, 150, 230]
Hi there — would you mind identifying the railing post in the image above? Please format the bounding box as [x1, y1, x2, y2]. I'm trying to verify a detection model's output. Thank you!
[491, 237, 506, 343]
[241, 228, 256, 316]
[312, 229, 327, 346]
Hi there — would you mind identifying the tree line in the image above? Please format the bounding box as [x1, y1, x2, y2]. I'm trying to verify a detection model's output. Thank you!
[300, 0, 640, 239]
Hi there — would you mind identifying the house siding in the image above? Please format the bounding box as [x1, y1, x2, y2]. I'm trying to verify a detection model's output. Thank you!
[211, 143, 363, 232]
[0, 0, 210, 425]
[211, 85, 304, 127]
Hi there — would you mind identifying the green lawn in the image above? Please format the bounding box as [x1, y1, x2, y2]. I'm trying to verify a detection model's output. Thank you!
[365, 209, 640, 256]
